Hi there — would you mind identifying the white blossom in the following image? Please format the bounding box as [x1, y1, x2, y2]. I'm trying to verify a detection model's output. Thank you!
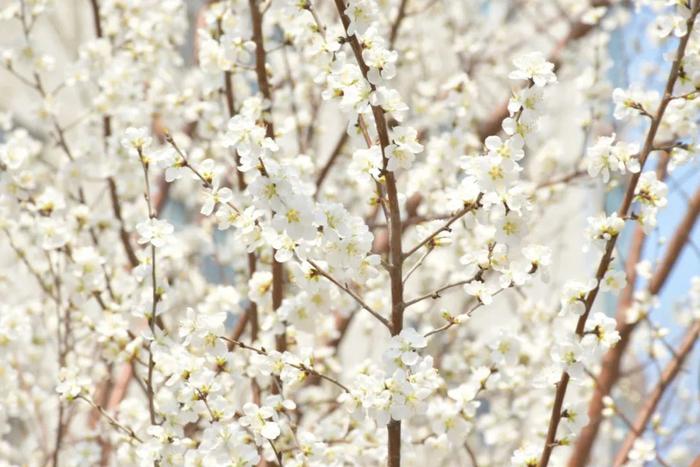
[508, 52, 557, 87]
[136, 218, 175, 248]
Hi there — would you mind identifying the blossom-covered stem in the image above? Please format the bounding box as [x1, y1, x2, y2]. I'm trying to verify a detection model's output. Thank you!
[248, 0, 273, 116]
[216, 9, 259, 353]
[612, 321, 700, 466]
[146, 240, 158, 424]
[248, 0, 287, 372]
[576, 0, 698, 348]
[423, 312, 469, 339]
[4, 228, 58, 300]
[87, 0, 139, 267]
[164, 133, 241, 214]
[42, 252, 67, 467]
[569, 159, 700, 467]
[570, 151, 670, 462]
[15, 0, 138, 271]
[136, 148, 159, 426]
[6, 0, 700, 464]
[539, 6, 700, 464]
[385, 84, 403, 467]
[331, 3, 406, 463]
[356, 115, 391, 222]
[220, 336, 350, 393]
[16, 11, 71, 163]
[388, 0, 410, 48]
[197, 389, 218, 423]
[423, 288, 508, 338]
[217, 15, 247, 195]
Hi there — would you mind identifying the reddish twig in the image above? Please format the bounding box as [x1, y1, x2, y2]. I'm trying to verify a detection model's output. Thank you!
[612, 321, 700, 466]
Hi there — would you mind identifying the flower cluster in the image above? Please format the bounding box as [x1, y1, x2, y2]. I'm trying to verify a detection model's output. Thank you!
[0, 1, 699, 466]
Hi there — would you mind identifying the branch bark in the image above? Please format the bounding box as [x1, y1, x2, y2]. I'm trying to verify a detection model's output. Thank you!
[249, 0, 286, 362]
[567, 152, 669, 466]
[612, 321, 700, 466]
[332, 1, 405, 464]
[538, 5, 700, 464]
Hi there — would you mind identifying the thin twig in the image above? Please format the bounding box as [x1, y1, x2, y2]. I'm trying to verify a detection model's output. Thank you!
[220, 336, 350, 393]
[612, 321, 700, 466]
[403, 197, 482, 260]
[77, 396, 143, 443]
[307, 259, 391, 330]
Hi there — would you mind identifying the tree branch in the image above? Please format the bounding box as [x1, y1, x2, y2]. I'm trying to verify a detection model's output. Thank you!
[612, 321, 700, 466]
[538, 5, 700, 464]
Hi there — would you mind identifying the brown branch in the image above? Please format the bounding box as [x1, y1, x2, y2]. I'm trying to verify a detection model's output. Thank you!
[536, 170, 587, 189]
[538, 5, 700, 465]
[329, 310, 356, 350]
[4, 228, 58, 301]
[567, 153, 672, 467]
[403, 197, 482, 260]
[134, 146, 160, 427]
[218, 17, 248, 193]
[217, 7, 259, 351]
[612, 321, 700, 466]
[87, 0, 139, 268]
[423, 291, 497, 338]
[332, 2, 405, 465]
[388, 0, 409, 48]
[571, 181, 700, 466]
[78, 396, 142, 443]
[315, 130, 348, 194]
[249, 0, 287, 372]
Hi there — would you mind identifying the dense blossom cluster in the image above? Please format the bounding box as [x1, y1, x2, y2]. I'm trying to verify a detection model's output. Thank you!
[0, 0, 699, 466]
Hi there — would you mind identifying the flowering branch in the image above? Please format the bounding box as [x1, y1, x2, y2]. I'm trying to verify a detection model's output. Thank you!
[220, 336, 350, 393]
[331, 2, 406, 464]
[538, 5, 700, 465]
[248, 0, 287, 364]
